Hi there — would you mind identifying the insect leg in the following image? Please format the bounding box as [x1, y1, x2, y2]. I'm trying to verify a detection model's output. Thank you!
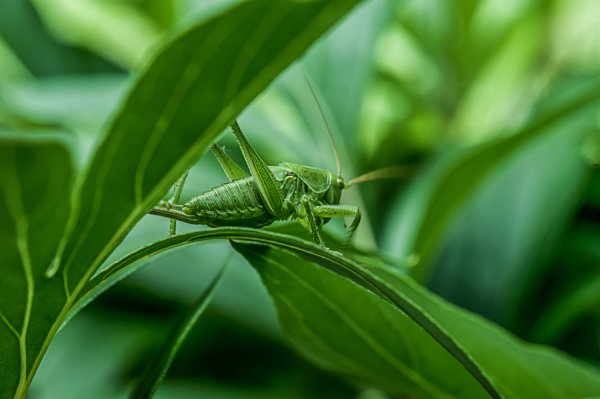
[301, 195, 323, 245]
[168, 171, 189, 236]
[314, 204, 361, 240]
[230, 120, 284, 218]
[150, 206, 203, 224]
[211, 144, 248, 181]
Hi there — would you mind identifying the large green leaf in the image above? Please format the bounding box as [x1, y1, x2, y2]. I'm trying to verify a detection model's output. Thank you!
[0, 133, 74, 398]
[239, 244, 489, 399]
[0, 2, 360, 397]
[236, 243, 600, 398]
[76, 228, 600, 398]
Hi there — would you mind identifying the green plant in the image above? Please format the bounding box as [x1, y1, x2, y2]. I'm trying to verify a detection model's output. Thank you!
[1, 1, 600, 398]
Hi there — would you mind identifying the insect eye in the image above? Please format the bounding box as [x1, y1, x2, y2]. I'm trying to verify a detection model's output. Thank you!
[337, 178, 345, 189]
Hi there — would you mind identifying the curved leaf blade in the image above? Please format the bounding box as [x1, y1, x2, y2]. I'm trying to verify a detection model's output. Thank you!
[80, 228, 500, 398]
[83, 228, 600, 398]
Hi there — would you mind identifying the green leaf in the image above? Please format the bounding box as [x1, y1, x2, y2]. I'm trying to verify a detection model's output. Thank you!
[74, 227, 600, 398]
[0, 133, 74, 398]
[130, 264, 227, 399]
[383, 75, 600, 282]
[2, 2, 360, 397]
[237, 243, 491, 399]
[81, 228, 500, 399]
[235, 236, 600, 398]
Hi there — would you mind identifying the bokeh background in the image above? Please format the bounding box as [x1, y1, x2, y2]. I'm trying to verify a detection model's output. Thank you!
[1, 0, 600, 397]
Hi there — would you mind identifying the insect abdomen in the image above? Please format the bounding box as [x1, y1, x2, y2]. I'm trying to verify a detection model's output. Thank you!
[182, 177, 275, 228]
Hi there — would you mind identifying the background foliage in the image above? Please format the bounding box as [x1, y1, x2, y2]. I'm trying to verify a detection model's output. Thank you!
[1, 0, 600, 398]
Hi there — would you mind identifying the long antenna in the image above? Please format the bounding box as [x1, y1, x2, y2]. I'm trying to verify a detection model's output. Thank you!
[303, 71, 341, 176]
[347, 165, 414, 187]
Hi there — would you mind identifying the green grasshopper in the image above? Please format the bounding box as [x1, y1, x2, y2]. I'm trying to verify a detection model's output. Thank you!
[151, 120, 361, 246]
[150, 82, 405, 246]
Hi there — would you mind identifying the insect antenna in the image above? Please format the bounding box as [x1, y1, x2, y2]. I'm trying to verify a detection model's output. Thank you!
[303, 72, 342, 176]
[347, 165, 414, 187]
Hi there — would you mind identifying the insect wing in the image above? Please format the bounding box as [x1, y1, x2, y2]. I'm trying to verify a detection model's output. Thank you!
[282, 162, 332, 194]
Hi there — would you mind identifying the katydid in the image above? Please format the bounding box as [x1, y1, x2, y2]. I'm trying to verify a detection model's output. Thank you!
[150, 119, 406, 246]
[151, 77, 407, 245]
[151, 120, 351, 245]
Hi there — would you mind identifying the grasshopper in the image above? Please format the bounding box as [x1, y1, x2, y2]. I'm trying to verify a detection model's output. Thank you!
[150, 82, 405, 246]
[151, 120, 361, 246]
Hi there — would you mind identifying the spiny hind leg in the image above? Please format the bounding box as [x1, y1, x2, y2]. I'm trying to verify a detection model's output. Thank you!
[167, 171, 189, 236]
[230, 120, 284, 218]
[150, 204, 203, 225]
[314, 205, 361, 242]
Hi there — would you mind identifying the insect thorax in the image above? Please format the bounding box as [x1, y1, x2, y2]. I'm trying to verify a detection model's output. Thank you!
[276, 163, 342, 206]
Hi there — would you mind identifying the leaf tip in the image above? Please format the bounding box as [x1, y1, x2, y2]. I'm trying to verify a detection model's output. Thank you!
[45, 256, 61, 278]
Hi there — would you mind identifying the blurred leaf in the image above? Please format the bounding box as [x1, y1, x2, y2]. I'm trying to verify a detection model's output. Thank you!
[0, 133, 74, 398]
[383, 75, 600, 282]
[551, 0, 600, 72]
[0, 0, 117, 76]
[30, 310, 159, 399]
[31, 0, 164, 69]
[0, 36, 30, 79]
[0, 2, 360, 397]
[449, 10, 544, 140]
[530, 223, 600, 343]
[533, 270, 600, 344]
[130, 264, 227, 399]
[137, 0, 176, 29]
[428, 126, 592, 327]
[0, 75, 126, 133]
